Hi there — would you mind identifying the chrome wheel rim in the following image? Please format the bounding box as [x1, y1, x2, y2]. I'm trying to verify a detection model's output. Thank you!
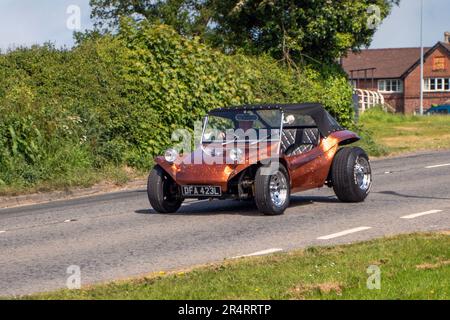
[354, 157, 372, 191]
[269, 171, 288, 208]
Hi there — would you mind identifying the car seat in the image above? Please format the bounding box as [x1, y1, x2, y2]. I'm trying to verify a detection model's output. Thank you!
[281, 128, 320, 156]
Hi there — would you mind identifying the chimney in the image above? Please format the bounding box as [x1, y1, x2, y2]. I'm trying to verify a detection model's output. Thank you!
[445, 32, 450, 43]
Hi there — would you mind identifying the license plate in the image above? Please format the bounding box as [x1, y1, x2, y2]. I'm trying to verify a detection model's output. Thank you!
[182, 185, 222, 197]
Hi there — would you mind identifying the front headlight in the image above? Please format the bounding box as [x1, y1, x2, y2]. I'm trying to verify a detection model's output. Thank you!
[229, 148, 243, 162]
[164, 148, 178, 163]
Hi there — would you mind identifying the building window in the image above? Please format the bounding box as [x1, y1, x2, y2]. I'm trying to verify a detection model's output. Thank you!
[378, 79, 403, 93]
[424, 78, 450, 92]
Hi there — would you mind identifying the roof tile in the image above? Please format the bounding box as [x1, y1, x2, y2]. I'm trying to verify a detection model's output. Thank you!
[441, 41, 450, 52]
[342, 47, 431, 79]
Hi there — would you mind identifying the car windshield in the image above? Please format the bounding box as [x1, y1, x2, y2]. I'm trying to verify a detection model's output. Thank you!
[202, 109, 282, 143]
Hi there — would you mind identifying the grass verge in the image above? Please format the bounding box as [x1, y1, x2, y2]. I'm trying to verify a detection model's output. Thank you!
[23, 232, 450, 300]
[0, 165, 145, 197]
[359, 108, 450, 156]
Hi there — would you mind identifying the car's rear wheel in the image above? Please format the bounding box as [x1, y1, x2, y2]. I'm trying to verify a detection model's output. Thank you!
[331, 147, 372, 202]
[148, 166, 183, 213]
[254, 163, 290, 215]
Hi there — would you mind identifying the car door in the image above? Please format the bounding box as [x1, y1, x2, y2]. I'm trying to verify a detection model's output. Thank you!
[280, 114, 329, 192]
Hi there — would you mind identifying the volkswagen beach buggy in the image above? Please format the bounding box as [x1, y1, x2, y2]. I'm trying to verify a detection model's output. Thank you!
[148, 103, 372, 215]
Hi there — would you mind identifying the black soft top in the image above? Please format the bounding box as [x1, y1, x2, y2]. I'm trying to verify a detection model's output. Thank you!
[209, 103, 343, 137]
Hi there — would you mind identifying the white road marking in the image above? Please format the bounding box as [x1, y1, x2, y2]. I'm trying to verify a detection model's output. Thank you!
[317, 227, 372, 240]
[400, 210, 443, 219]
[232, 248, 283, 259]
[0, 231, 6, 234]
[425, 163, 450, 169]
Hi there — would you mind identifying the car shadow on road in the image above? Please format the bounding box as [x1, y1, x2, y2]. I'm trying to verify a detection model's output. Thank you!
[135, 195, 339, 216]
[377, 191, 450, 201]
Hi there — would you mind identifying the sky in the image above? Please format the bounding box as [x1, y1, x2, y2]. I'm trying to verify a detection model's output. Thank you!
[0, 0, 449, 52]
[0, 0, 93, 51]
[371, 0, 450, 48]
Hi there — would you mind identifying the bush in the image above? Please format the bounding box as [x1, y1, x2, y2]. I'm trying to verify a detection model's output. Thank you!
[0, 40, 129, 189]
[0, 20, 354, 191]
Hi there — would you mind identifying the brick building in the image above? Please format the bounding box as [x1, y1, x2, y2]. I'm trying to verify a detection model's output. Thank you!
[342, 32, 450, 114]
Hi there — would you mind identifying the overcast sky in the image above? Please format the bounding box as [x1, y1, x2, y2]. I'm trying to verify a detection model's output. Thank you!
[0, 0, 449, 52]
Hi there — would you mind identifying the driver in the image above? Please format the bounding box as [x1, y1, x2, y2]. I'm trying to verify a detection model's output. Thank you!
[238, 120, 254, 131]
[284, 115, 296, 125]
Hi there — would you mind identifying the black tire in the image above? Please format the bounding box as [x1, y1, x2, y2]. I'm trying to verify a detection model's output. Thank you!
[331, 147, 372, 203]
[254, 163, 290, 215]
[147, 166, 183, 213]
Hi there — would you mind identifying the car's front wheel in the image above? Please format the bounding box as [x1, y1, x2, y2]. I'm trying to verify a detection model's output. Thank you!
[148, 166, 183, 213]
[331, 147, 372, 202]
[254, 163, 290, 215]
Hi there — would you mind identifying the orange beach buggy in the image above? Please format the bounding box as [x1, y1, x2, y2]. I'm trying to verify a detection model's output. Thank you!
[148, 103, 372, 215]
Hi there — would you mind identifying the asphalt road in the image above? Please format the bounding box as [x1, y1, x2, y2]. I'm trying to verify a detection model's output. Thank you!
[1, 151, 449, 296]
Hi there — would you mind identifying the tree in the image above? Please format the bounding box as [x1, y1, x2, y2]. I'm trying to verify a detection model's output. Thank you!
[90, 0, 400, 63]
[209, 0, 400, 63]
[90, 0, 213, 36]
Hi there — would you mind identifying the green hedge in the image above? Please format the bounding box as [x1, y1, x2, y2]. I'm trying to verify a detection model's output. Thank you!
[0, 20, 353, 189]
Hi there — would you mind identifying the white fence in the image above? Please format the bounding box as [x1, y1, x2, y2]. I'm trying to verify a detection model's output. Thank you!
[355, 89, 385, 113]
